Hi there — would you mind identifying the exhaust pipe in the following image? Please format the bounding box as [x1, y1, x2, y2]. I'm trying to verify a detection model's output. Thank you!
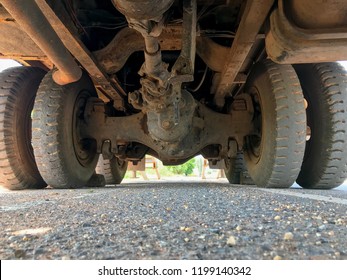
[1, 0, 82, 85]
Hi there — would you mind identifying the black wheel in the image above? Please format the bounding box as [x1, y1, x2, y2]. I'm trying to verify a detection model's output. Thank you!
[243, 60, 306, 188]
[96, 156, 128, 185]
[224, 152, 245, 184]
[295, 63, 347, 189]
[0, 67, 46, 190]
[32, 71, 99, 188]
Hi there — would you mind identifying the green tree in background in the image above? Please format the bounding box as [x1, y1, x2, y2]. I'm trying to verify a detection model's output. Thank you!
[167, 158, 196, 176]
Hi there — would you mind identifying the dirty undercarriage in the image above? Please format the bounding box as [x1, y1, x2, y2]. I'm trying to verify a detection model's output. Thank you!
[0, 0, 347, 190]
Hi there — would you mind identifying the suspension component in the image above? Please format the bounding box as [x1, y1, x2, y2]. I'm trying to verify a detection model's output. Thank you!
[114, 0, 198, 147]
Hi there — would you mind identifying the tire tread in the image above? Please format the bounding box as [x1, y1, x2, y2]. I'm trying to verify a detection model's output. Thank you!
[296, 63, 347, 189]
[0, 67, 46, 190]
[245, 60, 306, 188]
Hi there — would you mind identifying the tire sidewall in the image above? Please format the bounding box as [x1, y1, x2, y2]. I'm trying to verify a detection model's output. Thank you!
[15, 68, 47, 185]
[244, 63, 277, 187]
[0, 67, 47, 189]
[295, 65, 324, 183]
[110, 157, 128, 184]
[295, 63, 347, 188]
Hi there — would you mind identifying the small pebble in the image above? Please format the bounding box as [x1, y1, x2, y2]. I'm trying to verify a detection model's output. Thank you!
[236, 225, 242, 231]
[184, 227, 193, 233]
[284, 232, 294, 240]
[180, 226, 193, 233]
[227, 236, 236, 246]
[273, 255, 282, 260]
[22, 236, 30, 241]
[274, 216, 281, 221]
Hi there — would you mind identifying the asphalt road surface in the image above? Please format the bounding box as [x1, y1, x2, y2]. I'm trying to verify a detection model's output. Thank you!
[1, 179, 346, 260]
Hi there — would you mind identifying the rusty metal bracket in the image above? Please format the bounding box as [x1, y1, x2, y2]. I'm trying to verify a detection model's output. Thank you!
[229, 94, 254, 149]
[171, 0, 197, 83]
[213, 0, 274, 108]
[34, 0, 125, 109]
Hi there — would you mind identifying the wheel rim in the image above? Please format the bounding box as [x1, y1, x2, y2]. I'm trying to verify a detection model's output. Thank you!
[72, 91, 96, 167]
[246, 87, 263, 165]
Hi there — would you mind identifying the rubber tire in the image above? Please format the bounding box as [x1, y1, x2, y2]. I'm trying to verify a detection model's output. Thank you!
[32, 71, 99, 188]
[244, 60, 306, 188]
[224, 152, 245, 184]
[96, 156, 128, 185]
[0, 67, 46, 190]
[295, 63, 347, 189]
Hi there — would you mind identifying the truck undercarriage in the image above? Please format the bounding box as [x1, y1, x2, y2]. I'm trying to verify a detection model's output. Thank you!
[0, 0, 347, 190]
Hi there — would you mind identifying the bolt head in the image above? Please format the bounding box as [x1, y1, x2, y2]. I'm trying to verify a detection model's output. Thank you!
[129, 91, 138, 102]
[161, 120, 173, 130]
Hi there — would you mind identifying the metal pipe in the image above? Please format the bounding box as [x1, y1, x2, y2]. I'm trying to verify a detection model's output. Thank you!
[1, 0, 82, 85]
[143, 36, 162, 75]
